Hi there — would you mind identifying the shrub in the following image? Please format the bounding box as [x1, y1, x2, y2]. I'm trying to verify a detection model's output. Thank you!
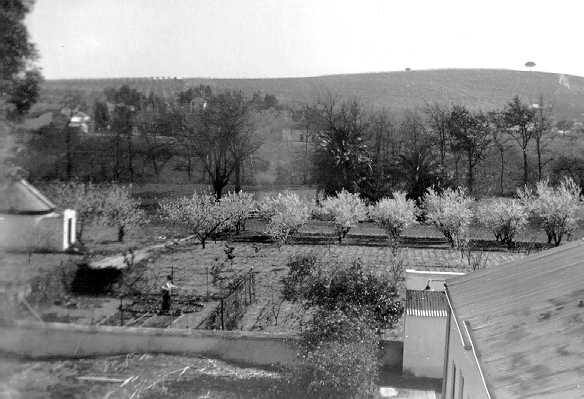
[423, 187, 473, 248]
[285, 257, 402, 330]
[476, 198, 527, 248]
[281, 253, 319, 301]
[288, 309, 379, 399]
[369, 191, 417, 244]
[27, 261, 78, 306]
[280, 255, 403, 399]
[321, 190, 367, 243]
[101, 184, 147, 242]
[259, 192, 311, 247]
[518, 177, 582, 246]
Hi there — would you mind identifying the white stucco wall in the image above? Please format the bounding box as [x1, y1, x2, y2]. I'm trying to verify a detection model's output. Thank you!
[443, 307, 490, 399]
[403, 315, 447, 378]
[0, 210, 76, 251]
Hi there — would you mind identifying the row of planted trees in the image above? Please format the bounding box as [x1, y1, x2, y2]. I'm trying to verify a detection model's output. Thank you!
[45, 176, 582, 251]
[256, 177, 582, 250]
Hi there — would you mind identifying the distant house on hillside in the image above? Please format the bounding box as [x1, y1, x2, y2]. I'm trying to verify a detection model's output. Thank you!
[68, 111, 91, 133]
[443, 240, 584, 399]
[0, 180, 76, 252]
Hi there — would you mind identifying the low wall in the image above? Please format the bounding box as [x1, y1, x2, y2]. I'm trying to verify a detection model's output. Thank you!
[0, 321, 300, 368]
[0, 321, 403, 369]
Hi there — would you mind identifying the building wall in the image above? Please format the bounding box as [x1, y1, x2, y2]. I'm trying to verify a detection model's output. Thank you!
[0, 210, 76, 251]
[443, 309, 490, 399]
[403, 315, 447, 378]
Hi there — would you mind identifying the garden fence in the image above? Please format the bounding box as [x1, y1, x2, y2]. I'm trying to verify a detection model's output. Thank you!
[215, 268, 256, 330]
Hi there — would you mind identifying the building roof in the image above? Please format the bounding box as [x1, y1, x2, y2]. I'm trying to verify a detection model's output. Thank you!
[0, 179, 56, 215]
[406, 289, 448, 317]
[446, 240, 584, 399]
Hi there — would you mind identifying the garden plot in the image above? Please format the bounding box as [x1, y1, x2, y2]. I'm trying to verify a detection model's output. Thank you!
[5, 237, 523, 330]
[125, 241, 523, 331]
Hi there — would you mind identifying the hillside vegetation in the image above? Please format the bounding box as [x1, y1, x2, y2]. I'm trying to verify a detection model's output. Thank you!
[43, 69, 584, 119]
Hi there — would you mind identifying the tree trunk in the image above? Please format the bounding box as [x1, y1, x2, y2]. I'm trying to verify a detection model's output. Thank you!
[118, 225, 125, 242]
[113, 134, 121, 180]
[186, 156, 192, 181]
[499, 148, 505, 195]
[150, 152, 159, 176]
[453, 155, 460, 185]
[536, 137, 542, 181]
[234, 159, 241, 192]
[127, 133, 134, 183]
[467, 149, 474, 194]
[213, 178, 224, 200]
[65, 127, 73, 180]
[77, 221, 85, 243]
[522, 149, 529, 186]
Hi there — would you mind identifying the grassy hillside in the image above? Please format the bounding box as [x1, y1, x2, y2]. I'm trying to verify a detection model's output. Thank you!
[43, 69, 584, 119]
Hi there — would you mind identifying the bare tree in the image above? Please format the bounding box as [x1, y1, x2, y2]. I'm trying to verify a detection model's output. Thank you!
[501, 96, 536, 186]
[189, 90, 258, 199]
[489, 111, 512, 195]
[425, 102, 451, 179]
[448, 105, 491, 193]
[532, 95, 552, 181]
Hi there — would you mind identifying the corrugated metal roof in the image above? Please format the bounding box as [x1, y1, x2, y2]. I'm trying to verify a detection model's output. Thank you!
[447, 240, 584, 399]
[406, 289, 448, 317]
[0, 179, 56, 214]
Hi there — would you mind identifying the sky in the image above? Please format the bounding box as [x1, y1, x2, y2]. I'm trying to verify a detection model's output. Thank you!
[26, 0, 584, 80]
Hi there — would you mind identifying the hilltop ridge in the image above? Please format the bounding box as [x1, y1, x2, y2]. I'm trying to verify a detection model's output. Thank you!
[42, 69, 584, 119]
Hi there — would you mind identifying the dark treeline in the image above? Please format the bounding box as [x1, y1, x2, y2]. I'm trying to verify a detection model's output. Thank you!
[16, 82, 584, 202]
[303, 93, 584, 201]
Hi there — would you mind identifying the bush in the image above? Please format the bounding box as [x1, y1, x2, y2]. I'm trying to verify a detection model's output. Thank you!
[476, 198, 527, 248]
[320, 190, 367, 243]
[259, 192, 311, 247]
[369, 191, 417, 243]
[423, 187, 473, 247]
[286, 309, 379, 399]
[281, 253, 319, 301]
[27, 261, 78, 306]
[284, 257, 402, 330]
[518, 177, 582, 246]
[279, 255, 403, 399]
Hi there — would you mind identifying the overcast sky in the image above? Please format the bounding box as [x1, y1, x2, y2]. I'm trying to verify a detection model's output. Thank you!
[26, 0, 584, 79]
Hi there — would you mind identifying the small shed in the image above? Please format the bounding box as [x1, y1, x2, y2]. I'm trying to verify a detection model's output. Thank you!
[402, 289, 449, 379]
[0, 179, 76, 251]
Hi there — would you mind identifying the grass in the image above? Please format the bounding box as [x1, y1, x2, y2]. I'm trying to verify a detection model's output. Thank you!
[0, 354, 285, 399]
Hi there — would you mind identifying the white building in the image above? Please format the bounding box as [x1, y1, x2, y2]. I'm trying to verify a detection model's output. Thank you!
[0, 180, 76, 252]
